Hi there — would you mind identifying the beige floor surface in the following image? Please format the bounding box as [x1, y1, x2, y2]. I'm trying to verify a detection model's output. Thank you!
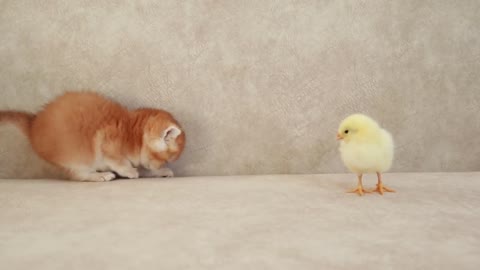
[1, 172, 479, 270]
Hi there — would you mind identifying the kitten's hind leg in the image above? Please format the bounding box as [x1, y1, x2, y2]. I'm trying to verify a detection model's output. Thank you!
[69, 170, 116, 182]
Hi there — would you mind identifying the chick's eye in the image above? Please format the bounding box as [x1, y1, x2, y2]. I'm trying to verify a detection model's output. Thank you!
[344, 130, 349, 134]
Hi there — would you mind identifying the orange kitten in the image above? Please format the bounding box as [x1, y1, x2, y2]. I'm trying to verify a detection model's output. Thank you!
[0, 91, 186, 181]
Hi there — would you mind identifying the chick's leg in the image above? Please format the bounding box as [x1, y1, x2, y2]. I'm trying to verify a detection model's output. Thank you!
[371, 172, 395, 195]
[347, 174, 369, 196]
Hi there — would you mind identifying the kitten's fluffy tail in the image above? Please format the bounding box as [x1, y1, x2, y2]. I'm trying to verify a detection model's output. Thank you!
[0, 111, 35, 137]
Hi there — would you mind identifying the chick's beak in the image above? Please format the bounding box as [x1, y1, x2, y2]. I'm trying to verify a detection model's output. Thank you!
[336, 133, 343, 140]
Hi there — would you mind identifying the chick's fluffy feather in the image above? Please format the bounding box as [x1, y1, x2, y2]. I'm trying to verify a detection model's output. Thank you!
[338, 114, 394, 174]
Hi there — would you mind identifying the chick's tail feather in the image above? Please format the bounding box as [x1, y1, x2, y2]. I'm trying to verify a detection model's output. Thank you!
[0, 110, 35, 137]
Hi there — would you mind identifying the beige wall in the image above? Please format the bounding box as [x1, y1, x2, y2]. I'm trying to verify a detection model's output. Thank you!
[1, 0, 479, 178]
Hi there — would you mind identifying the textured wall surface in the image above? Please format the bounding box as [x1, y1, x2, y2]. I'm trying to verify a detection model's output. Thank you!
[0, 0, 479, 178]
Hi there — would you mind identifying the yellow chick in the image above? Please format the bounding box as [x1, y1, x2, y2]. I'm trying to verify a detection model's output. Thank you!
[336, 114, 395, 196]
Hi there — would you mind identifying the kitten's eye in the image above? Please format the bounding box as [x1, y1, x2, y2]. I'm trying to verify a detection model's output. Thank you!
[344, 130, 349, 134]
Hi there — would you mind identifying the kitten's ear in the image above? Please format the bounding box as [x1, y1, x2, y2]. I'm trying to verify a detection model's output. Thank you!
[163, 126, 182, 141]
[152, 126, 182, 151]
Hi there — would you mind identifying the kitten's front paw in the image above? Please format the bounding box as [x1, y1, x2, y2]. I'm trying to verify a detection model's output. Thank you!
[90, 172, 116, 182]
[152, 167, 174, 178]
[119, 168, 140, 179]
[138, 167, 174, 178]
[160, 168, 174, 178]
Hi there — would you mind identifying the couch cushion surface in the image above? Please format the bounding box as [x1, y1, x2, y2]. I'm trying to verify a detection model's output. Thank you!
[1, 172, 479, 269]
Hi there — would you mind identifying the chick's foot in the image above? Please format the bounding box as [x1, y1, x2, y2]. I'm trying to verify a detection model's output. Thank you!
[347, 186, 370, 196]
[371, 183, 395, 195]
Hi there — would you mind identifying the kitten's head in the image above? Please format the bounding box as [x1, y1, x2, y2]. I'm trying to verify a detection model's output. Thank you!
[141, 114, 186, 170]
